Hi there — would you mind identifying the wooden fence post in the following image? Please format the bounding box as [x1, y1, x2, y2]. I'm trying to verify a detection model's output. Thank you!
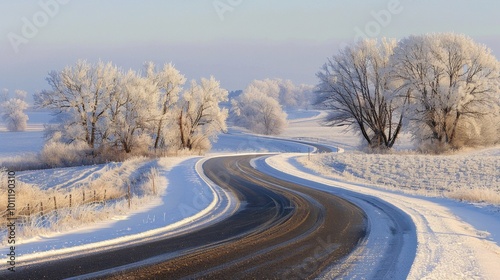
[128, 184, 131, 209]
[54, 196, 57, 210]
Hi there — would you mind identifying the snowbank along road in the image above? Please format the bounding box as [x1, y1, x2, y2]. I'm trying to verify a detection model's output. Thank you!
[7, 154, 367, 279]
[255, 155, 417, 278]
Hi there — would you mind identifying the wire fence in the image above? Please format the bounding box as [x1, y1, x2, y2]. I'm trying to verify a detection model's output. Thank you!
[1, 187, 133, 225]
[1, 166, 160, 235]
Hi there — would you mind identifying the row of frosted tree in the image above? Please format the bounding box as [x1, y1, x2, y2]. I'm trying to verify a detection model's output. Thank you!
[316, 33, 500, 152]
[35, 60, 228, 159]
[231, 78, 314, 135]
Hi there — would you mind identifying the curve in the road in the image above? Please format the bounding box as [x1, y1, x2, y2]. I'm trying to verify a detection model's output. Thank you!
[254, 155, 417, 278]
[102, 155, 367, 279]
[7, 155, 366, 280]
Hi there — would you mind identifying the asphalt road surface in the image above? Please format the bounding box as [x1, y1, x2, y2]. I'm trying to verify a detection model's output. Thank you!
[6, 155, 366, 279]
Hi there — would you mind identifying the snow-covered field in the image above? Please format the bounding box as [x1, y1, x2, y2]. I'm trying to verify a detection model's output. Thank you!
[1, 109, 500, 278]
[276, 111, 500, 278]
[0, 110, 47, 158]
[212, 128, 313, 154]
[301, 151, 500, 204]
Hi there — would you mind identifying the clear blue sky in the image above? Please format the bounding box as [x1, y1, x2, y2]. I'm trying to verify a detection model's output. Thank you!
[1, 0, 499, 98]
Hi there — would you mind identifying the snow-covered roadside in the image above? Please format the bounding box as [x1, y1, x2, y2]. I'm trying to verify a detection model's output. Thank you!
[212, 128, 313, 153]
[3, 108, 499, 278]
[305, 151, 500, 204]
[0, 110, 316, 266]
[1, 156, 237, 265]
[261, 153, 500, 279]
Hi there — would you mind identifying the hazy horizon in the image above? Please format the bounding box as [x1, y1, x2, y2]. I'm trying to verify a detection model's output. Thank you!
[1, 0, 499, 100]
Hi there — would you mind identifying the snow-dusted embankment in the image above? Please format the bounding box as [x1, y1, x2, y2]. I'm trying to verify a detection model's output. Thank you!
[1, 156, 237, 264]
[261, 153, 500, 279]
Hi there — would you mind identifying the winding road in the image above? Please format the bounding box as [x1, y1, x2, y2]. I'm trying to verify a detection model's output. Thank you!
[5, 134, 417, 279]
[104, 155, 367, 279]
[8, 154, 367, 279]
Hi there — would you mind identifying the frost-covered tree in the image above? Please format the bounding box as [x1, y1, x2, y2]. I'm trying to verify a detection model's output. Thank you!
[1, 97, 29, 131]
[391, 33, 500, 150]
[246, 79, 281, 100]
[178, 77, 228, 151]
[239, 78, 314, 110]
[232, 85, 288, 135]
[229, 78, 314, 135]
[294, 83, 315, 109]
[35, 60, 120, 149]
[35, 60, 229, 159]
[316, 38, 407, 149]
[106, 70, 158, 153]
[144, 62, 186, 150]
[276, 79, 314, 109]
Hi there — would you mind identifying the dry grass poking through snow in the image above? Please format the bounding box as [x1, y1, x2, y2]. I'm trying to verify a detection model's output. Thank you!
[300, 149, 500, 205]
[0, 158, 164, 244]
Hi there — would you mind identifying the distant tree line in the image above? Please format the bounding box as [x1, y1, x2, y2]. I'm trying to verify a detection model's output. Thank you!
[316, 33, 500, 152]
[230, 78, 314, 135]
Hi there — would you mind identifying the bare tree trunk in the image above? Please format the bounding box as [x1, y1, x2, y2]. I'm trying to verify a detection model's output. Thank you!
[179, 110, 186, 149]
[154, 119, 163, 150]
[448, 111, 461, 146]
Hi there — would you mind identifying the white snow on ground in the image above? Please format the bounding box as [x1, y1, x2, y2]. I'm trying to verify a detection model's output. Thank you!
[262, 153, 500, 279]
[0, 111, 313, 264]
[219, 111, 500, 278]
[280, 111, 500, 278]
[0, 110, 48, 157]
[306, 151, 500, 204]
[0, 132, 44, 158]
[1, 109, 500, 278]
[212, 128, 312, 153]
[0, 156, 237, 263]
[17, 163, 115, 191]
[263, 154, 500, 279]
[282, 110, 415, 151]
[285, 109, 320, 120]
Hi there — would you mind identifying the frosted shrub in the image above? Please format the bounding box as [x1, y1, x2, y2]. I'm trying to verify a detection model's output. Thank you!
[448, 188, 500, 205]
[40, 138, 92, 168]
